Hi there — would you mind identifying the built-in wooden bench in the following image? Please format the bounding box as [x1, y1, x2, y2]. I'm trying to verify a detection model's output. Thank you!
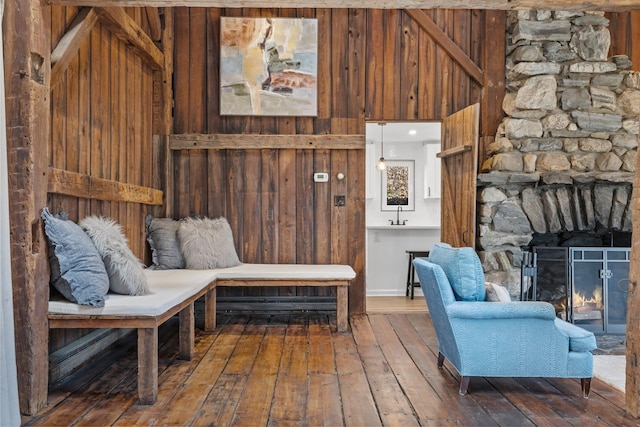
[48, 263, 355, 404]
[48, 269, 218, 405]
[203, 263, 356, 334]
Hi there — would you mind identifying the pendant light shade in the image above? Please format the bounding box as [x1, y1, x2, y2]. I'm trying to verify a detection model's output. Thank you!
[376, 122, 386, 171]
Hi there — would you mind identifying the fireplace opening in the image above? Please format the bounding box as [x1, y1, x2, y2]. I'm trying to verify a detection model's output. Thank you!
[521, 245, 630, 334]
[528, 230, 632, 248]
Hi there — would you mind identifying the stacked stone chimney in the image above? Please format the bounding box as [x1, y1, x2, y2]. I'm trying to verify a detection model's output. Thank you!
[477, 10, 639, 296]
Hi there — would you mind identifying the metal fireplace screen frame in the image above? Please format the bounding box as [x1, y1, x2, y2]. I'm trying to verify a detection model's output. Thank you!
[521, 246, 630, 334]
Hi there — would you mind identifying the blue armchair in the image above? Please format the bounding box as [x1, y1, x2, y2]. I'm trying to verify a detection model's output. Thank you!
[414, 243, 596, 397]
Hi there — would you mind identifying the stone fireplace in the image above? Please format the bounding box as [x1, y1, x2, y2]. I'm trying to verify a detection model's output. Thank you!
[477, 10, 639, 303]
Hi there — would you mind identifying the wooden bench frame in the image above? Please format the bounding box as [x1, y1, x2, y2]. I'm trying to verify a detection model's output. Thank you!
[48, 271, 351, 405]
[204, 278, 350, 333]
[48, 286, 215, 404]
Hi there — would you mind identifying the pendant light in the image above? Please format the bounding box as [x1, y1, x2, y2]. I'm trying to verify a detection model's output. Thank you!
[376, 122, 387, 171]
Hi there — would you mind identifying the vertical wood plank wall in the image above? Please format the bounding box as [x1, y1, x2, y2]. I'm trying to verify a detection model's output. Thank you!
[608, 11, 640, 71]
[47, 7, 158, 352]
[171, 8, 487, 314]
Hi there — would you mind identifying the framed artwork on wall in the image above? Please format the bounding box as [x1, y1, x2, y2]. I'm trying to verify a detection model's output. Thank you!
[382, 160, 415, 211]
[219, 17, 318, 117]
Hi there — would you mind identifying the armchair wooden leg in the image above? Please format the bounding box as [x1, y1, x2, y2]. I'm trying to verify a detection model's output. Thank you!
[459, 376, 470, 395]
[437, 352, 445, 368]
[581, 378, 591, 398]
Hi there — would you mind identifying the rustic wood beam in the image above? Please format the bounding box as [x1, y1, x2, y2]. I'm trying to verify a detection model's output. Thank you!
[94, 7, 164, 70]
[45, 1, 640, 12]
[145, 6, 162, 41]
[6, 0, 51, 415]
[169, 134, 365, 150]
[628, 183, 640, 417]
[48, 168, 164, 205]
[405, 9, 484, 86]
[50, 7, 99, 87]
[436, 144, 471, 159]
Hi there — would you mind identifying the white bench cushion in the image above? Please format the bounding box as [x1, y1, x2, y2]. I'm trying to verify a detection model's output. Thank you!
[214, 263, 356, 281]
[48, 269, 217, 317]
[48, 264, 355, 316]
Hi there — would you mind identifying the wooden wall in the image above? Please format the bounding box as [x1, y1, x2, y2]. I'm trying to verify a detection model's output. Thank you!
[608, 11, 640, 70]
[49, 6, 156, 256]
[47, 7, 160, 352]
[171, 8, 491, 314]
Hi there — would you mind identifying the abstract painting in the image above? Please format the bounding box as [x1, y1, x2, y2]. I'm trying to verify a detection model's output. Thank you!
[220, 17, 318, 116]
[382, 160, 415, 211]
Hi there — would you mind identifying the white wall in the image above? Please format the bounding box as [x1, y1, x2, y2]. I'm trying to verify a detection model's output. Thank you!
[367, 228, 441, 296]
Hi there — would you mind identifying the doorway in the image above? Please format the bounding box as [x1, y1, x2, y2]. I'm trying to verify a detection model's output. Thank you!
[364, 121, 442, 296]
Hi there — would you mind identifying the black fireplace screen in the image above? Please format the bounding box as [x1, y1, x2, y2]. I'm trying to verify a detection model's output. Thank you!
[521, 247, 630, 334]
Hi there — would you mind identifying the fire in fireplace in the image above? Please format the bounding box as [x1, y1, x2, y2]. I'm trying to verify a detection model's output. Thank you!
[521, 246, 629, 334]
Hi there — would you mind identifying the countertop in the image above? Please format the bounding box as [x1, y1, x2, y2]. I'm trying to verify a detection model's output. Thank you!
[366, 225, 440, 230]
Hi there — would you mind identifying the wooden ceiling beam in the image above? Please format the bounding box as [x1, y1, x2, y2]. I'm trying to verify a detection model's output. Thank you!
[94, 6, 164, 70]
[50, 7, 99, 87]
[405, 9, 484, 86]
[45, 0, 640, 12]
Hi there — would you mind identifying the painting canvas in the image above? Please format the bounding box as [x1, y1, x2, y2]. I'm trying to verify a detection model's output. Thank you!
[220, 17, 318, 116]
[382, 160, 415, 211]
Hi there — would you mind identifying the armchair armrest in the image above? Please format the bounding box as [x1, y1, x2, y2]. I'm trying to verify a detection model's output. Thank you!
[446, 301, 557, 320]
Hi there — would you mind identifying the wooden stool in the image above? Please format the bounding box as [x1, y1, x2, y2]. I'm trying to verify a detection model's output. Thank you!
[406, 250, 430, 299]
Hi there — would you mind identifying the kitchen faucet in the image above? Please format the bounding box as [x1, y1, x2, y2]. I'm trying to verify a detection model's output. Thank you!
[389, 205, 407, 225]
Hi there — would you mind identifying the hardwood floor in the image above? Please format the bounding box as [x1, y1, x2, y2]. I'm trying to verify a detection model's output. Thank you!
[366, 295, 427, 313]
[24, 311, 637, 426]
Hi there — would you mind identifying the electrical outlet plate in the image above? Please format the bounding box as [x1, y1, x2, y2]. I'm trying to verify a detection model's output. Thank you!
[314, 172, 329, 182]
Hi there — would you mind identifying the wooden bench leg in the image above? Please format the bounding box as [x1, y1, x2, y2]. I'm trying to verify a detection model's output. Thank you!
[337, 284, 349, 333]
[179, 303, 195, 360]
[138, 328, 158, 405]
[204, 287, 217, 332]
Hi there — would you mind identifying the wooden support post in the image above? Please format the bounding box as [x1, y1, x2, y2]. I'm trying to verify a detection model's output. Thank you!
[179, 303, 194, 360]
[626, 172, 640, 417]
[337, 284, 349, 333]
[5, 0, 51, 415]
[204, 287, 217, 332]
[137, 328, 158, 405]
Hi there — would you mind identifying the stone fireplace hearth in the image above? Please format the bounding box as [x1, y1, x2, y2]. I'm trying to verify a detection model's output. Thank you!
[477, 10, 638, 298]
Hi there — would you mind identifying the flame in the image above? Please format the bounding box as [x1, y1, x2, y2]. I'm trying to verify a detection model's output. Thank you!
[573, 288, 603, 309]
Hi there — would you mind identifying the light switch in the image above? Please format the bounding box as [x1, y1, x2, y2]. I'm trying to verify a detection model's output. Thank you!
[314, 172, 329, 182]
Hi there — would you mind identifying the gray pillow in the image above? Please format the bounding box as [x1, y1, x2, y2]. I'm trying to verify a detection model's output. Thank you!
[178, 217, 241, 269]
[145, 215, 185, 269]
[80, 216, 149, 296]
[41, 208, 109, 307]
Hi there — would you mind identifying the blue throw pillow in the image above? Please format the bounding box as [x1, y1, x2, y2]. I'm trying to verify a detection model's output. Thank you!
[42, 208, 109, 307]
[429, 243, 486, 301]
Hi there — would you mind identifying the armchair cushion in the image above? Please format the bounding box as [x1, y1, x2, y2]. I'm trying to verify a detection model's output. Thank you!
[429, 243, 486, 301]
[554, 318, 597, 352]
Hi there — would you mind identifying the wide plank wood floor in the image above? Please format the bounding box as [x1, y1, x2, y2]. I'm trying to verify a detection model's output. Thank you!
[24, 311, 637, 426]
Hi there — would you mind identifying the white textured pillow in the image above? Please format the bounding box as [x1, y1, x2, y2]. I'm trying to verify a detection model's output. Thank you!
[80, 216, 149, 295]
[485, 282, 511, 302]
[178, 217, 241, 269]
